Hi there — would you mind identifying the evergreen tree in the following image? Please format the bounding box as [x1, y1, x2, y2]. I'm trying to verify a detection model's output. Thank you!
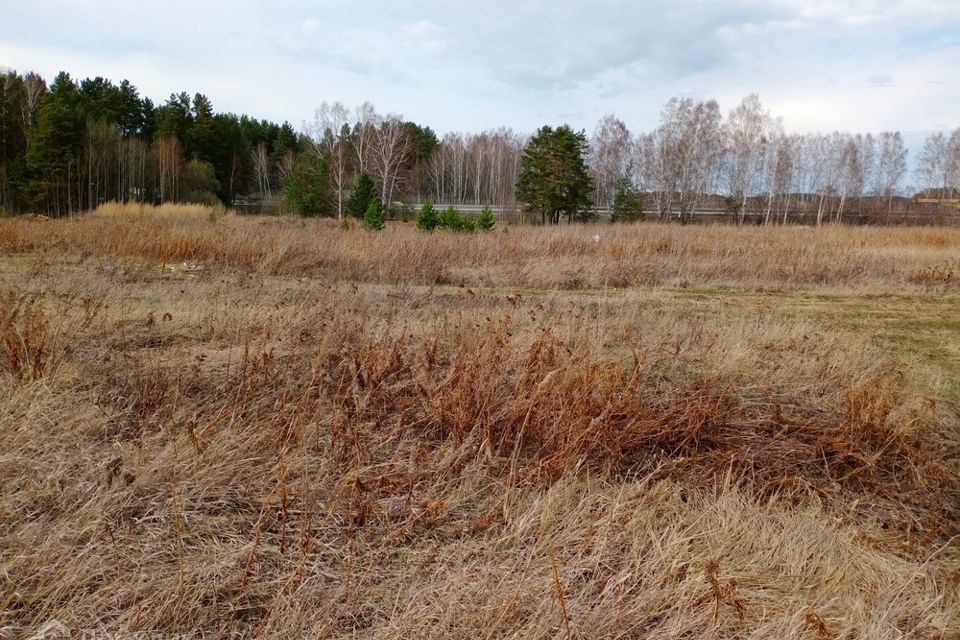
[283, 152, 329, 215]
[0, 72, 29, 212]
[24, 72, 86, 215]
[209, 113, 251, 203]
[186, 93, 216, 162]
[439, 205, 462, 230]
[610, 175, 644, 223]
[180, 159, 221, 204]
[347, 172, 375, 219]
[477, 205, 496, 230]
[516, 125, 594, 224]
[416, 200, 439, 230]
[155, 92, 192, 141]
[362, 198, 385, 230]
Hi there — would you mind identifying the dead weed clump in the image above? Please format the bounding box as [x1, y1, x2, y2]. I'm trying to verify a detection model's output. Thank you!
[911, 260, 958, 290]
[314, 318, 960, 545]
[0, 291, 53, 382]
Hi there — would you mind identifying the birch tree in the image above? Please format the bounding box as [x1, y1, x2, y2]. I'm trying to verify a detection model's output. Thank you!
[645, 98, 722, 224]
[352, 102, 378, 177]
[371, 115, 412, 209]
[589, 115, 632, 209]
[873, 132, 906, 213]
[308, 101, 350, 219]
[21, 72, 47, 140]
[251, 142, 270, 200]
[916, 133, 949, 198]
[725, 94, 773, 225]
[917, 129, 960, 199]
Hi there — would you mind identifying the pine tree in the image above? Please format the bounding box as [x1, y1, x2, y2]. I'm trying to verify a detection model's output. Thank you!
[477, 205, 496, 231]
[439, 205, 462, 230]
[416, 200, 439, 230]
[516, 125, 594, 224]
[347, 172, 375, 219]
[362, 198, 385, 230]
[610, 176, 644, 223]
[282, 152, 329, 216]
[25, 72, 86, 215]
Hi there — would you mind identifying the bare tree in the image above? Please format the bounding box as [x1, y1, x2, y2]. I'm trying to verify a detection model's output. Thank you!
[800, 134, 833, 226]
[951, 129, 960, 198]
[469, 131, 488, 204]
[422, 129, 525, 212]
[873, 132, 907, 214]
[644, 98, 723, 224]
[589, 115, 632, 209]
[370, 115, 412, 208]
[119, 136, 149, 203]
[916, 128, 960, 200]
[251, 142, 271, 201]
[725, 95, 774, 225]
[352, 102, 379, 177]
[760, 129, 791, 224]
[777, 139, 797, 225]
[307, 101, 351, 219]
[21, 72, 46, 138]
[637, 129, 673, 221]
[155, 136, 182, 202]
[915, 132, 950, 198]
[275, 150, 295, 188]
[85, 119, 121, 208]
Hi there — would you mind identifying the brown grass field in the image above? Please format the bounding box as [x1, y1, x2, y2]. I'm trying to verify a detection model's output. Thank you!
[1, 205, 959, 638]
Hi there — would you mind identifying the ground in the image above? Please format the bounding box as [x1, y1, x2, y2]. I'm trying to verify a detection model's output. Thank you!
[1, 209, 958, 639]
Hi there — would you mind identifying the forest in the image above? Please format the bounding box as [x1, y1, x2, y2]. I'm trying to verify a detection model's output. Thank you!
[1, 68, 959, 222]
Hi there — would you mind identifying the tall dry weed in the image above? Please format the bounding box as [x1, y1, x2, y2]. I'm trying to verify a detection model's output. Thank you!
[0, 216, 957, 289]
[1, 291, 51, 382]
[93, 200, 231, 220]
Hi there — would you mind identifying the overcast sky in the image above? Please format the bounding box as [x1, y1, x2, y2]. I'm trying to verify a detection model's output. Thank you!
[1, 0, 958, 140]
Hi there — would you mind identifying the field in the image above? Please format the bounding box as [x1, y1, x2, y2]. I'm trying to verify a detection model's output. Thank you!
[1, 207, 959, 639]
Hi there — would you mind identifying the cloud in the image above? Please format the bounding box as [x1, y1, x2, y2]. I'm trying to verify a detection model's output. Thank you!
[866, 74, 894, 88]
[0, 0, 957, 137]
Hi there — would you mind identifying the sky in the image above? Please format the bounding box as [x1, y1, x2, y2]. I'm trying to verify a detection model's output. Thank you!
[1, 0, 958, 142]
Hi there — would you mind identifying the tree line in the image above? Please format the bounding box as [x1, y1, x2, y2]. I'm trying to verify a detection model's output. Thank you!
[0, 70, 306, 216]
[2, 67, 958, 223]
[594, 96, 959, 225]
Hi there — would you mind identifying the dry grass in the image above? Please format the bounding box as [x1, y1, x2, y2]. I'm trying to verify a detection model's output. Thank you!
[0, 216, 958, 638]
[0, 216, 958, 291]
[93, 200, 232, 220]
